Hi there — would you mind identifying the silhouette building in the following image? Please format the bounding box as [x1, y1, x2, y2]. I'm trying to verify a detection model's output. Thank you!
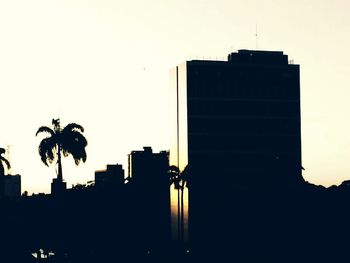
[95, 164, 124, 189]
[51, 178, 66, 195]
[3, 174, 21, 199]
[128, 147, 169, 185]
[128, 147, 171, 249]
[170, 50, 303, 247]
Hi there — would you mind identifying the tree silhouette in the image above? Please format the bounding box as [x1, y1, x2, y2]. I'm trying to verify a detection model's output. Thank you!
[168, 165, 179, 187]
[168, 165, 181, 240]
[0, 147, 10, 177]
[168, 165, 189, 243]
[0, 147, 10, 197]
[179, 165, 189, 243]
[35, 119, 87, 184]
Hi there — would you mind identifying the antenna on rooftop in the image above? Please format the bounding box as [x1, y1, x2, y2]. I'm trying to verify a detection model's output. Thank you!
[6, 145, 12, 174]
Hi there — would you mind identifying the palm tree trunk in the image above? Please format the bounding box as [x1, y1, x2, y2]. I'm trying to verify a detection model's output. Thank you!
[177, 186, 181, 242]
[57, 145, 63, 182]
[180, 184, 185, 243]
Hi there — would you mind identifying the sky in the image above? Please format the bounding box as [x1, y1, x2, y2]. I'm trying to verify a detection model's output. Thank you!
[0, 0, 350, 193]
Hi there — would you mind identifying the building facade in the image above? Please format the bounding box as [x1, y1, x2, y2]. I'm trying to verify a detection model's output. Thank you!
[128, 147, 171, 251]
[170, 50, 303, 251]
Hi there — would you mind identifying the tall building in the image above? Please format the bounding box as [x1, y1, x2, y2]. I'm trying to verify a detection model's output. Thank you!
[170, 50, 303, 252]
[128, 147, 171, 250]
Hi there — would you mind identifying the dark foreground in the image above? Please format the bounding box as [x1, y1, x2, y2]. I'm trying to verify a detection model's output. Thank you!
[2, 181, 350, 263]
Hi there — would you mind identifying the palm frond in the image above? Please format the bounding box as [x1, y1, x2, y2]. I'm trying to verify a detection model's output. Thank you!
[180, 165, 189, 180]
[63, 123, 84, 133]
[36, 126, 55, 137]
[63, 146, 87, 165]
[180, 165, 189, 188]
[0, 156, 11, 170]
[61, 130, 87, 166]
[52, 118, 60, 127]
[63, 130, 87, 146]
[0, 147, 5, 155]
[169, 165, 179, 174]
[38, 137, 57, 166]
[168, 165, 181, 188]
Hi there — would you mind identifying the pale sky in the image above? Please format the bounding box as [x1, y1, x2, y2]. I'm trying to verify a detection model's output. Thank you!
[1, 0, 350, 193]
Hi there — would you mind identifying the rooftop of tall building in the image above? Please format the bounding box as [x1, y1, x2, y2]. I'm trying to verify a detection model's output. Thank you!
[228, 49, 288, 65]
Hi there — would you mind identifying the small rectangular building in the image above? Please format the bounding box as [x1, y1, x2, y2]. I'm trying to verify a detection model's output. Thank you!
[95, 164, 124, 189]
[4, 174, 21, 199]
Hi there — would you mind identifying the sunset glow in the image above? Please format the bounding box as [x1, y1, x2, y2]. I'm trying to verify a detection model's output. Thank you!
[1, 0, 350, 193]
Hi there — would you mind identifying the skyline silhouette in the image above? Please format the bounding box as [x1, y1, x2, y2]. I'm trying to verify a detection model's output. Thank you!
[3, 47, 350, 262]
[1, 1, 350, 262]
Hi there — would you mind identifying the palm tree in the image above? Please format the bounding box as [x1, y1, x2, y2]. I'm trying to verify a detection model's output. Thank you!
[0, 147, 10, 197]
[168, 165, 179, 187]
[36, 118, 87, 184]
[168, 165, 181, 240]
[179, 165, 189, 243]
[168, 165, 189, 244]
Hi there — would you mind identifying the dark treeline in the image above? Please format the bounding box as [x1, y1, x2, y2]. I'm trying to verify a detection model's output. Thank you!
[189, 179, 350, 263]
[2, 175, 350, 262]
